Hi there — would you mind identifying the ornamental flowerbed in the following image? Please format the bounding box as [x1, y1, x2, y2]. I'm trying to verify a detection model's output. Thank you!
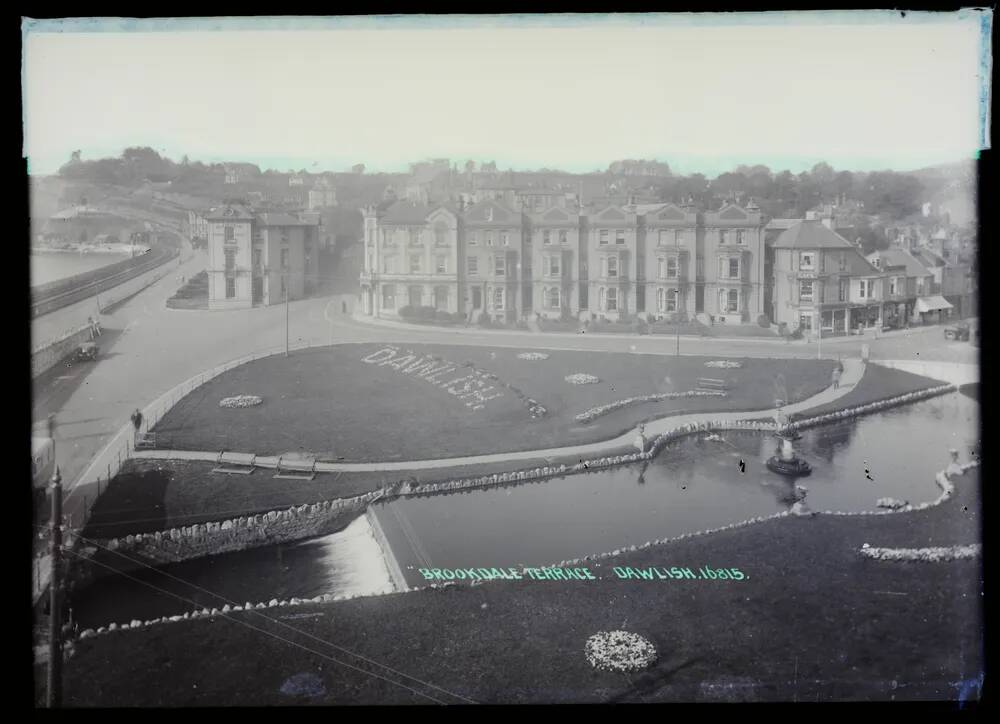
[705, 360, 742, 369]
[565, 373, 600, 385]
[575, 390, 727, 424]
[517, 352, 549, 361]
[584, 631, 658, 673]
[218, 395, 262, 409]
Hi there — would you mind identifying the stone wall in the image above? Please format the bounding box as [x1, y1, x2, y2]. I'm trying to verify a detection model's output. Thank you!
[75, 491, 384, 586]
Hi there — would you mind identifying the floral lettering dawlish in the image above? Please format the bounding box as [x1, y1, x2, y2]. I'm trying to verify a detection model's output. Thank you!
[362, 346, 537, 414]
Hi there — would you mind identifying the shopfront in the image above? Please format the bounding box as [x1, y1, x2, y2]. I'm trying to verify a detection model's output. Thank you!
[850, 305, 881, 332]
[820, 307, 850, 336]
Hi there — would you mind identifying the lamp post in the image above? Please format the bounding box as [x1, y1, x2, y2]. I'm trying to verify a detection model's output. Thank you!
[284, 273, 289, 358]
[47, 466, 63, 709]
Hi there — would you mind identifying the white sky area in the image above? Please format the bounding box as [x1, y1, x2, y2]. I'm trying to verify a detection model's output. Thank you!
[22, 13, 992, 176]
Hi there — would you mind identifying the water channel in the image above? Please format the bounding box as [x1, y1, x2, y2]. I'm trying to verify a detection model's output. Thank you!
[71, 391, 979, 629]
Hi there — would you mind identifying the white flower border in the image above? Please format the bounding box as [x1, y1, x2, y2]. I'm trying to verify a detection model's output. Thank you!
[219, 395, 262, 409]
[517, 352, 550, 361]
[585, 630, 658, 672]
[859, 543, 981, 562]
[565, 373, 600, 385]
[575, 390, 727, 423]
[705, 360, 742, 369]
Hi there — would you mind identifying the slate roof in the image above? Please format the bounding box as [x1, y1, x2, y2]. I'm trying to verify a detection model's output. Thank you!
[381, 200, 434, 224]
[868, 249, 933, 278]
[255, 212, 319, 227]
[205, 205, 255, 221]
[771, 220, 856, 250]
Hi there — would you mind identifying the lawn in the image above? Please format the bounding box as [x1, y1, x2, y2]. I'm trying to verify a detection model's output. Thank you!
[792, 363, 947, 421]
[60, 468, 982, 705]
[151, 343, 835, 461]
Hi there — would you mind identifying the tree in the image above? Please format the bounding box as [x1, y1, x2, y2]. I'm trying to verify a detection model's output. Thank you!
[352, 164, 366, 174]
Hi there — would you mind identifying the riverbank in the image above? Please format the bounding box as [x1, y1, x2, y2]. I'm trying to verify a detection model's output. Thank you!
[58, 465, 982, 705]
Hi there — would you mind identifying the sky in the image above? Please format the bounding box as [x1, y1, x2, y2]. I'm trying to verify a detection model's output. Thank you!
[21, 11, 993, 177]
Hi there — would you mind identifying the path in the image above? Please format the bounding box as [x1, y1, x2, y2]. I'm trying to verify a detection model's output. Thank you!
[131, 360, 865, 473]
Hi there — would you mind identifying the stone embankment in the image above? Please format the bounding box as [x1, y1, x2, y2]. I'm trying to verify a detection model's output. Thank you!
[76, 491, 383, 585]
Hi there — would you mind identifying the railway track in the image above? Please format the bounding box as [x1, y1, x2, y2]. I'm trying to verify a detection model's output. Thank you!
[30, 247, 179, 318]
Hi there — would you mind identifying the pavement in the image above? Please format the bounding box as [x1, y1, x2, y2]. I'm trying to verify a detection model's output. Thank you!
[130, 359, 865, 473]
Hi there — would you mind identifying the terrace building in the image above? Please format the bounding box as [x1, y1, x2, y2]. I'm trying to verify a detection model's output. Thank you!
[359, 200, 461, 317]
[584, 205, 639, 320]
[639, 203, 699, 320]
[527, 207, 582, 319]
[701, 202, 766, 325]
[205, 204, 320, 310]
[463, 200, 524, 322]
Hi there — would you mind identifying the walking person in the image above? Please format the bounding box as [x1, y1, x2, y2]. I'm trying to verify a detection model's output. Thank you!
[130, 408, 144, 444]
[832, 365, 842, 390]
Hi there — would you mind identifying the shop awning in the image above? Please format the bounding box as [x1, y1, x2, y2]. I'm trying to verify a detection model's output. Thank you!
[916, 296, 953, 313]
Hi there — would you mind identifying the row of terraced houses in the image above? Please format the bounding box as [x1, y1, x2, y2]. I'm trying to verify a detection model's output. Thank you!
[361, 198, 768, 325]
[359, 198, 968, 334]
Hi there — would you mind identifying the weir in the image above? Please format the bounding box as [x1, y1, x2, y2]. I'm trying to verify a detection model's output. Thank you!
[366, 507, 409, 593]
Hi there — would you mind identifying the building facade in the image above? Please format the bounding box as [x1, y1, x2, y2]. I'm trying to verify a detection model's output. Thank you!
[639, 203, 698, 320]
[701, 202, 766, 324]
[359, 200, 461, 318]
[358, 200, 773, 326]
[527, 207, 581, 320]
[205, 205, 320, 310]
[771, 220, 886, 336]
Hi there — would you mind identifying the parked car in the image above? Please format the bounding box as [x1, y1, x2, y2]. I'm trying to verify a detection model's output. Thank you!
[944, 321, 979, 342]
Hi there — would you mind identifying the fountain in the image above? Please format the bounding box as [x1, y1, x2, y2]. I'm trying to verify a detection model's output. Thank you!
[765, 408, 812, 477]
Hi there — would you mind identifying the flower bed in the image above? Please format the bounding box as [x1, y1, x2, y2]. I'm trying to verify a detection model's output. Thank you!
[517, 352, 549, 361]
[219, 395, 262, 409]
[876, 497, 909, 510]
[704, 360, 742, 369]
[859, 543, 981, 562]
[575, 390, 727, 424]
[565, 373, 599, 385]
[585, 631, 658, 673]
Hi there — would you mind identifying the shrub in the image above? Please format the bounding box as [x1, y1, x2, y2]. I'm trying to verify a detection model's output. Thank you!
[414, 306, 436, 321]
[398, 305, 415, 319]
[559, 306, 576, 323]
[479, 315, 496, 328]
[635, 318, 650, 335]
[757, 314, 771, 328]
[451, 311, 467, 323]
[789, 326, 804, 340]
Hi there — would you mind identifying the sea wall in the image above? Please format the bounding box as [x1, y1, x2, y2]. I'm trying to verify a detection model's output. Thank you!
[32, 324, 93, 378]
